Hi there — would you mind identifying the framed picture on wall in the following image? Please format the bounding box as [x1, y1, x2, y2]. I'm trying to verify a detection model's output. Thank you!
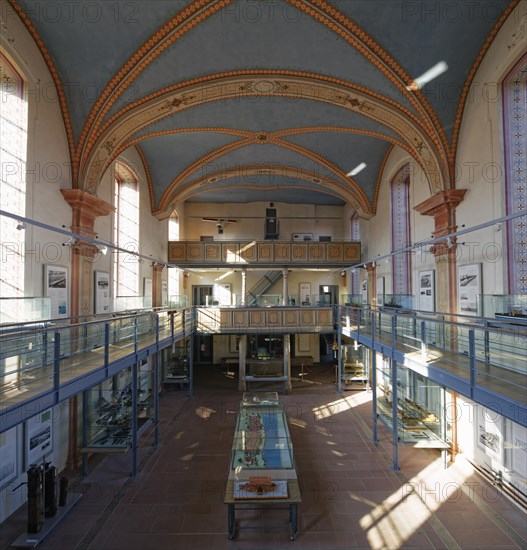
[299, 282, 311, 306]
[457, 263, 481, 316]
[25, 409, 53, 467]
[0, 427, 17, 489]
[419, 269, 435, 312]
[361, 279, 368, 304]
[44, 264, 68, 318]
[477, 405, 503, 462]
[161, 280, 168, 307]
[94, 271, 110, 314]
[143, 277, 153, 308]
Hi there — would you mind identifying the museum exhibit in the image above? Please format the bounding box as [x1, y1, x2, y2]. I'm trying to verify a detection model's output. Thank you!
[0, 0, 526, 548]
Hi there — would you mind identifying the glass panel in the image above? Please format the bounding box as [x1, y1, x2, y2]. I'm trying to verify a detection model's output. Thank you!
[0, 297, 51, 323]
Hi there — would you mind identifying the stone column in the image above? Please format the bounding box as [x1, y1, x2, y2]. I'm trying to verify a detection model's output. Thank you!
[61, 189, 114, 470]
[241, 267, 247, 306]
[238, 335, 247, 391]
[152, 263, 165, 307]
[284, 334, 292, 391]
[415, 190, 467, 314]
[282, 268, 289, 305]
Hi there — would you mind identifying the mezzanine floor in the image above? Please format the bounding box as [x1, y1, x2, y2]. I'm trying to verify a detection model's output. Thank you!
[1, 364, 525, 550]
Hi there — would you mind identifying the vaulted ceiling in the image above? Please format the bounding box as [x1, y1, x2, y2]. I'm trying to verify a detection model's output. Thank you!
[11, 0, 517, 217]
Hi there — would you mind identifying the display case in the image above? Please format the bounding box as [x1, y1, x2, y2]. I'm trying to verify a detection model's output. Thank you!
[163, 344, 189, 391]
[225, 394, 301, 540]
[478, 294, 527, 321]
[83, 364, 152, 450]
[341, 294, 362, 307]
[383, 294, 413, 310]
[341, 341, 368, 389]
[376, 359, 447, 448]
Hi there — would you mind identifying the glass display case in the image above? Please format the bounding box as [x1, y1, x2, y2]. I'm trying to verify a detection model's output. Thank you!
[228, 395, 296, 480]
[383, 294, 413, 310]
[478, 294, 527, 321]
[225, 394, 301, 540]
[341, 294, 362, 307]
[83, 363, 152, 450]
[376, 359, 447, 448]
[163, 344, 189, 391]
[341, 341, 369, 389]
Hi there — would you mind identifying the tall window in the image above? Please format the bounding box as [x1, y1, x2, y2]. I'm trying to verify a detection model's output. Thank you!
[168, 212, 180, 305]
[391, 164, 411, 295]
[114, 163, 140, 298]
[0, 52, 27, 301]
[502, 54, 527, 295]
[350, 213, 361, 296]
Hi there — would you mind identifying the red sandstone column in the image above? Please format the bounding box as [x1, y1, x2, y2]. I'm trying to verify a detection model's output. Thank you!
[61, 189, 114, 470]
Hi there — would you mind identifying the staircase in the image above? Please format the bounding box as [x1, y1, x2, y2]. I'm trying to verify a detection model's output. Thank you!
[246, 271, 283, 305]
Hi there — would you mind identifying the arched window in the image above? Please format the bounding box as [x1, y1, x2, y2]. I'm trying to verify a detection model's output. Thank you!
[0, 52, 28, 301]
[391, 164, 411, 295]
[350, 213, 361, 296]
[168, 212, 180, 305]
[502, 54, 527, 295]
[113, 162, 140, 298]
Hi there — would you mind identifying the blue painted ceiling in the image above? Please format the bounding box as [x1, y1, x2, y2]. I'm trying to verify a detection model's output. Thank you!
[14, 0, 513, 211]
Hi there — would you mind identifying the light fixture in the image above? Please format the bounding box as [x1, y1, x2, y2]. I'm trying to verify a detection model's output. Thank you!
[16, 221, 26, 230]
[447, 237, 454, 248]
[407, 61, 448, 90]
[347, 162, 367, 177]
[97, 245, 108, 255]
[217, 224, 223, 235]
[62, 236, 76, 247]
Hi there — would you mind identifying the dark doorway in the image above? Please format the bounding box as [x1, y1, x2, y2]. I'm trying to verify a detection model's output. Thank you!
[318, 284, 339, 305]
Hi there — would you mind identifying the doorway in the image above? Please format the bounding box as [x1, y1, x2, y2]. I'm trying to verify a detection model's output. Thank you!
[318, 284, 339, 305]
[192, 285, 214, 363]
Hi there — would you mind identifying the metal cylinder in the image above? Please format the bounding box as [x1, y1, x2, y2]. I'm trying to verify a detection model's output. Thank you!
[59, 476, 68, 507]
[27, 465, 43, 533]
[44, 462, 57, 517]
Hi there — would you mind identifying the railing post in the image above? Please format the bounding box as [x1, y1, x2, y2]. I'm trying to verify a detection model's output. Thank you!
[82, 390, 89, 477]
[337, 328, 342, 394]
[371, 314, 378, 445]
[469, 329, 476, 398]
[153, 352, 159, 448]
[53, 331, 61, 397]
[189, 333, 194, 397]
[391, 358, 400, 471]
[131, 360, 138, 477]
[357, 307, 361, 340]
[391, 314, 397, 350]
[104, 322, 110, 372]
[421, 320, 427, 361]
[171, 310, 175, 340]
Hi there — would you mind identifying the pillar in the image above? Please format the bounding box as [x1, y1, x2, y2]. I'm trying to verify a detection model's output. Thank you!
[241, 267, 247, 306]
[415, 190, 467, 314]
[282, 268, 289, 305]
[238, 335, 247, 391]
[61, 189, 114, 470]
[151, 263, 165, 307]
[366, 263, 377, 307]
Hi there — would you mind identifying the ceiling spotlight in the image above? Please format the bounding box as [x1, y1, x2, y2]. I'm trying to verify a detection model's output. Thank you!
[16, 221, 26, 230]
[447, 237, 453, 248]
[217, 224, 223, 235]
[97, 245, 108, 255]
[407, 61, 448, 90]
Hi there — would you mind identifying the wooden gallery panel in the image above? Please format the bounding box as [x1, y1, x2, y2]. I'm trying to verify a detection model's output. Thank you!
[257, 243, 273, 262]
[300, 309, 316, 326]
[343, 243, 361, 262]
[205, 243, 221, 262]
[291, 244, 308, 262]
[222, 243, 240, 263]
[267, 309, 282, 327]
[317, 308, 332, 326]
[326, 243, 343, 262]
[249, 309, 266, 327]
[239, 242, 257, 263]
[187, 243, 204, 261]
[220, 309, 232, 328]
[284, 309, 299, 326]
[308, 244, 325, 262]
[233, 310, 248, 328]
[168, 242, 186, 262]
[274, 243, 291, 262]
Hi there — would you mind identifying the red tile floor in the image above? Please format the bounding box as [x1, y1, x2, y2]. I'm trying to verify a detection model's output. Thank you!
[1, 364, 525, 549]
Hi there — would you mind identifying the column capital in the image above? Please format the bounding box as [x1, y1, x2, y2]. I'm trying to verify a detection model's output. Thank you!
[414, 189, 467, 256]
[61, 189, 114, 258]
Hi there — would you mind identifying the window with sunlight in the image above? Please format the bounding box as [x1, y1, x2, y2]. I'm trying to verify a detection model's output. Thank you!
[0, 52, 27, 316]
[114, 163, 140, 300]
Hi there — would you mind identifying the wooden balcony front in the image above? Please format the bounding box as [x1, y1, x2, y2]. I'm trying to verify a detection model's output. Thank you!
[195, 306, 334, 334]
[168, 240, 360, 268]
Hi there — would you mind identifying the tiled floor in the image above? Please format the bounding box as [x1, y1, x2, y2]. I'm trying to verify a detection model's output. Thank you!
[1, 364, 525, 549]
